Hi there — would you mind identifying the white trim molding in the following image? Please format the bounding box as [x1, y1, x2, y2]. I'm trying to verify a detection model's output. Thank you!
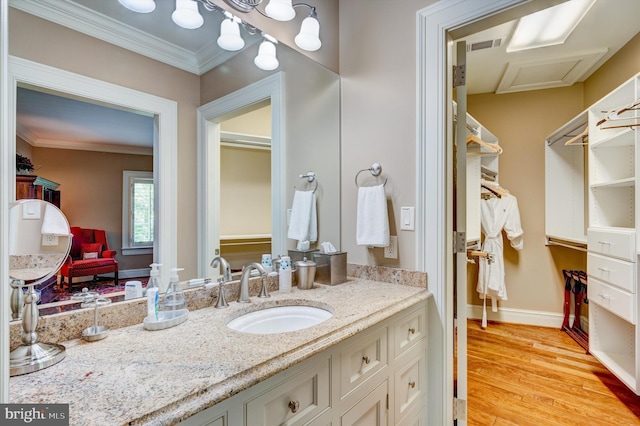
[197, 73, 285, 279]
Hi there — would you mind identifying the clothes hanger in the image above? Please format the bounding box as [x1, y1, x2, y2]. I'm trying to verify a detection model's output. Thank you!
[564, 126, 589, 146]
[481, 179, 509, 198]
[466, 134, 503, 154]
[597, 99, 640, 128]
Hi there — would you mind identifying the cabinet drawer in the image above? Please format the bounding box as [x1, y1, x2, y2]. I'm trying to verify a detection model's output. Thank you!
[245, 357, 330, 426]
[340, 326, 388, 399]
[394, 346, 426, 423]
[588, 277, 636, 324]
[588, 253, 636, 293]
[588, 228, 636, 261]
[393, 305, 427, 359]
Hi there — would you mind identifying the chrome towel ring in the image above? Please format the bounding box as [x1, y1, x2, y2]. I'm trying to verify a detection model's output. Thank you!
[355, 163, 387, 187]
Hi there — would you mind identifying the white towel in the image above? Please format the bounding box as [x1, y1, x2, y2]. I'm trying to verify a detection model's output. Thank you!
[41, 203, 68, 236]
[287, 190, 317, 243]
[356, 184, 390, 247]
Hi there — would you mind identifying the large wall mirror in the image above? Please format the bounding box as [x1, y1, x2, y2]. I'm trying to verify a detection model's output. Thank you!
[6, 4, 340, 316]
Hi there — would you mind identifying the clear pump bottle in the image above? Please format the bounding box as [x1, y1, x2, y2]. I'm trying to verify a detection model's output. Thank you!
[162, 267, 187, 313]
[147, 263, 162, 295]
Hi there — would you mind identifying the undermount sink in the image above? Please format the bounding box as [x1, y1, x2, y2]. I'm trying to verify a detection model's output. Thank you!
[227, 304, 333, 334]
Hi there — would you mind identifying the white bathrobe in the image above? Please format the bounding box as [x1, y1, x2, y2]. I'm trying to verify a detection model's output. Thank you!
[477, 193, 523, 305]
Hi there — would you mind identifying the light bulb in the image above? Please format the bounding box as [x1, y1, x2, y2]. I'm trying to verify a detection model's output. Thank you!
[295, 16, 321, 51]
[118, 0, 156, 13]
[265, 0, 295, 21]
[254, 40, 279, 71]
[217, 18, 245, 51]
[172, 0, 204, 29]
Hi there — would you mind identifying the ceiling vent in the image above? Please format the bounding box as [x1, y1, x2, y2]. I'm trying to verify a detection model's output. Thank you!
[467, 38, 502, 53]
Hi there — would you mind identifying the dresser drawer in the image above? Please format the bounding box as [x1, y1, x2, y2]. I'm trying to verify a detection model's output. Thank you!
[339, 326, 388, 399]
[394, 344, 426, 423]
[588, 253, 636, 293]
[245, 357, 330, 426]
[589, 277, 636, 324]
[393, 305, 427, 359]
[588, 228, 636, 261]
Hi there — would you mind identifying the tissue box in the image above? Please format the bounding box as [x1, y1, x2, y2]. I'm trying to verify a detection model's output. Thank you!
[313, 252, 347, 285]
[288, 249, 319, 264]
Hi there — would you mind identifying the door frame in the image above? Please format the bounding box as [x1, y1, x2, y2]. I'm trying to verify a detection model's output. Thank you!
[416, 1, 532, 424]
[196, 73, 285, 278]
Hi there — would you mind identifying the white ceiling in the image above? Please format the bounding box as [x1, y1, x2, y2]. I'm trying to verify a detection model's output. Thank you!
[11, 0, 640, 153]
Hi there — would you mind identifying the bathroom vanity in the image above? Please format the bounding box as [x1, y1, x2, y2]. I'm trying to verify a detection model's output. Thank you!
[9, 278, 429, 425]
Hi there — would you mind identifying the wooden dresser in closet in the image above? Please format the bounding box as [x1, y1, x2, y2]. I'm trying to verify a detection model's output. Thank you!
[16, 175, 61, 207]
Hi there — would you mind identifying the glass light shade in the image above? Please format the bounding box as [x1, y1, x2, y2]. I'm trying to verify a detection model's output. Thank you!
[295, 16, 321, 51]
[265, 0, 295, 21]
[172, 0, 204, 29]
[254, 41, 279, 71]
[217, 18, 245, 51]
[118, 0, 156, 13]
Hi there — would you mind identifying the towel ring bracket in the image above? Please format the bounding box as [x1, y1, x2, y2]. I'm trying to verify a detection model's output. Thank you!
[355, 163, 387, 187]
[295, 171, 318, 193]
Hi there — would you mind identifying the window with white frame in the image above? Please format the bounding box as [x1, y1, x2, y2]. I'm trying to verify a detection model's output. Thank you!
[122, 171, 154, 255]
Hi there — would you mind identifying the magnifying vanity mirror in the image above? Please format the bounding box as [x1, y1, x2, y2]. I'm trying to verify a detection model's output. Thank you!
[8, 199, 71, 376]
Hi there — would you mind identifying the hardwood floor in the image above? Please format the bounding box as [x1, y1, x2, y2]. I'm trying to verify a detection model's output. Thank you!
[466, 320, 640, 426]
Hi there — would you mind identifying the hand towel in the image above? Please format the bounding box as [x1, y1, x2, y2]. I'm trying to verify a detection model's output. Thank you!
[287, 190, 317, 243]
[41, 203, 69, 236]
[356, 184, 390, 247]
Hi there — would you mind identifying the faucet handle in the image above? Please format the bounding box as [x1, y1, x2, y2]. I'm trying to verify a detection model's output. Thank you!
[258, 273, 270, 299]
[214, 277, 229, 309]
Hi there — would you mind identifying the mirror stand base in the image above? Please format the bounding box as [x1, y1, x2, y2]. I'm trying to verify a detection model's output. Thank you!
[9, 342, 66, 376]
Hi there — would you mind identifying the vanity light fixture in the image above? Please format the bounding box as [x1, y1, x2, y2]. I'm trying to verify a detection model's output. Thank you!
[217, 12, 246, 51]
[119, 0, 322, 70]
[172, 0, 205, 29]
[254, 34, 279, 70]
[506, 0, 596, 52]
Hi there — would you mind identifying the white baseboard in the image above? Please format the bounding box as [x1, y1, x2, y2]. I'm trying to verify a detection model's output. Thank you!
[466, 304, 569, 328]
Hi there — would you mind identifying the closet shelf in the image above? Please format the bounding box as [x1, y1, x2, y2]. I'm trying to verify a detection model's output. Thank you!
[590, 177, 635, 189]
[590, 127, 635, 149]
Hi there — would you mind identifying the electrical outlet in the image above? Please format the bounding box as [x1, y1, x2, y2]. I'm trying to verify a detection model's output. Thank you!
[385, 236, 398, 259]
[42, 234, 58, 246]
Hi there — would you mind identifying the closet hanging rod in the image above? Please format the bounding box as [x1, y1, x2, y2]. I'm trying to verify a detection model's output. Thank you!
[564, 126, 589, 146]
[355, 163, 388, 187]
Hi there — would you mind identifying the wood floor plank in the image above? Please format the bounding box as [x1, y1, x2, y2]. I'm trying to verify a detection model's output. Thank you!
[466, 320, 640, 425]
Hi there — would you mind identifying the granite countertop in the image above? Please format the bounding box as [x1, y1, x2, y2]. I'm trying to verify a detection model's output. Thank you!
[10, 279, 430, 426]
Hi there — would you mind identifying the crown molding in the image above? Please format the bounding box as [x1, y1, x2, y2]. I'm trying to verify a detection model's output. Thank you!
[33, 138, 153, 156]
[15, 121, 37, 145]
[9, 0, 204, 75]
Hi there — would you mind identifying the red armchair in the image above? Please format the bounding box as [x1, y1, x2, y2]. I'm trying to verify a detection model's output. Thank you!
[60, 227, 118, 288]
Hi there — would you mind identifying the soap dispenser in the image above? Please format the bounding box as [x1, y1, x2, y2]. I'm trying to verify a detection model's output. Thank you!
[162, 267, 187, 313]
[147, 263, 163, 294]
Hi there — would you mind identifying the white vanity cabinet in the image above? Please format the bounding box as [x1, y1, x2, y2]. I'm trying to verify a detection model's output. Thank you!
[179, 300, 428, 425]
[586, 72, 640, 395]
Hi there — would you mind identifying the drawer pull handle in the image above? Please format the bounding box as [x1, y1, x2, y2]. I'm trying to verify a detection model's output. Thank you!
[408, 327, 416, 334]
[288, 400, 300, 413]
[597, 267, 610, 273]
[362, 356, 371, 364]
[409, 381, 416, 388]
[598, 240, 612, 245]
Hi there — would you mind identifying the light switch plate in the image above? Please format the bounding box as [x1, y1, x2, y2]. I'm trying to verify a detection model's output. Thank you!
[400, 206, 415, 231]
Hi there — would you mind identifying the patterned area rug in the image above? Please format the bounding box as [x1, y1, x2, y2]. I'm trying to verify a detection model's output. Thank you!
[38, 277, 149, 316]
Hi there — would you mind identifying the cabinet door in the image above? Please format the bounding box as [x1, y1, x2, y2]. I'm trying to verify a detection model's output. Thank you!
[393, 306, 426, 359]
[340, 380, 388, 426]
[393, 346, 426, 423]
[245, 357, 330, 426]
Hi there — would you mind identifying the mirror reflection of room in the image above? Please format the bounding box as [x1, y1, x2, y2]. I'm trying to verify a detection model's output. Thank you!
[218, 101, 272, 272]
[14, 86, 155, 315]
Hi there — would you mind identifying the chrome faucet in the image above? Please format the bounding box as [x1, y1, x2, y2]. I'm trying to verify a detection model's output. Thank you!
[211, 256, 232, 309]
[239, 262, 269, 303]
